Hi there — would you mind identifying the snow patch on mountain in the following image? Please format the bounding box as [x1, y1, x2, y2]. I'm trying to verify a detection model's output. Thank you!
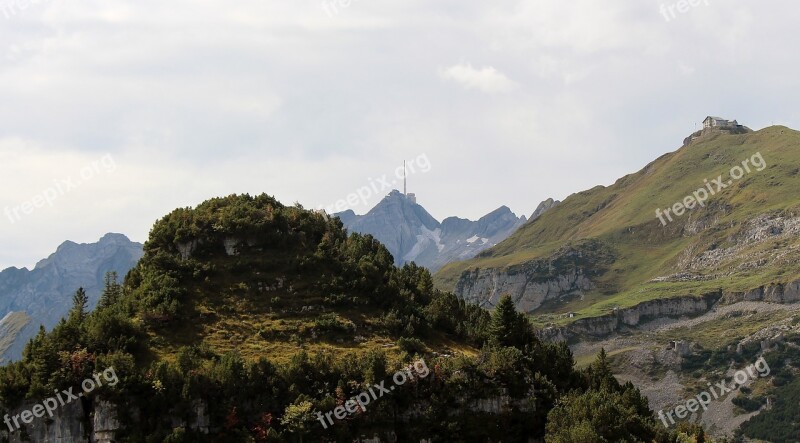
[338, 190, 558, 271]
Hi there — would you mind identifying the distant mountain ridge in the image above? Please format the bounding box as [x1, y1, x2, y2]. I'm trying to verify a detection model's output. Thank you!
[0, 233, 143, 362]
[337, 190, 556, 271]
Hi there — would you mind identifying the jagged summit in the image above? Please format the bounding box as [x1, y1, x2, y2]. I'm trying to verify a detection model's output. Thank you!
[337, 191, 556, 271]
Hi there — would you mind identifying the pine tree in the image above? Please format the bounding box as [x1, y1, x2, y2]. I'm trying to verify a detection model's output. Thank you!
[69, 287, 89, 322]
[489, 295, 519, 347]
[587, 348, 619, 392]
[489, 295, 536, 349]
[24, 326, 57, 396]
[99, 271, 122, 309]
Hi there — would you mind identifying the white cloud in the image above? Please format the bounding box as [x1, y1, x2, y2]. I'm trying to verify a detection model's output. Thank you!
[438, 63, 518, 94]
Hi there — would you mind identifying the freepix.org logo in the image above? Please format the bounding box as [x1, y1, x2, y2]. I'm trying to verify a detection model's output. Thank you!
[316, 154, 431, 216]
[655, 152, 766, 227]
[657, 357, 770, 428]
[4, 367, 119, 433]
[316, 360, 430, 429]
[4, 153, 117, 225]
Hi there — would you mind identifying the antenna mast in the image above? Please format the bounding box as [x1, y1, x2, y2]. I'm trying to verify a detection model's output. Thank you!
[403, 160, 407, 196]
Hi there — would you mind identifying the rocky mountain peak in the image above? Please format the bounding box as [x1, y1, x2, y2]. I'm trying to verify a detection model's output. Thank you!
[338, 196, 550, 271]
[0, 234, 144, 362]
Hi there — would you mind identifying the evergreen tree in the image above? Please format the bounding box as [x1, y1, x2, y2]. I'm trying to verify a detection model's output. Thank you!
[545, 389, 660, 442]
[489, 294, 536, 350]
[99, 271, 122, 309]
[69, 287, 89, 322]
[586, 348, 618, 392]
[24, 325, 57, 396]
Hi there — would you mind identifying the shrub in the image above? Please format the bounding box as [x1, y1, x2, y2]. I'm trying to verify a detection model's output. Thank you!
[163, 427, 187, 443]
[397, 337, 427, 355]
[314, 314, 353, 334]
[732, 394, 763, 412]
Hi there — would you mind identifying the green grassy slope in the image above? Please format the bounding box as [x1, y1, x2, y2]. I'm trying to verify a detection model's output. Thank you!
[436, 126, 800, 322]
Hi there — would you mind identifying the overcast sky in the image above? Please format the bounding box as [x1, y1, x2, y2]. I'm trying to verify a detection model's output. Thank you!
[1, 0, 798, 269]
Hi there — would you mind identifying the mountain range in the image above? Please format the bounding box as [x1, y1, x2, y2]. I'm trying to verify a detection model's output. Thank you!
[337, 189, 557, 271]
[0, 195, 547, 363]
[0, 193, 671, 443]
[0, 233, 143, 362]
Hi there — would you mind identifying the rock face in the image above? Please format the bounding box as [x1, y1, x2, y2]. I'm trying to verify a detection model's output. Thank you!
[339, 190, 553, 272]
[453, 240, 615, 312]
[456, 267, 593, 312]
[536, 280, 800, 343]
[0, 233, 143, 362]
[342, 190, 441, 269]
[0, 398, 208, 443]
[2, 398, 87, 442]
[529, 198, 560, 222]
[723, 279, 800, 304]
[537, 292, 723, 342]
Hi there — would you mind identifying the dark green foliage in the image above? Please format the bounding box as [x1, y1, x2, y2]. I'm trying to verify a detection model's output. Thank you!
[740, 377, 800, 442]
[69, 287, 89, 323]
[0, 194, 671, 442]
[546, 389, 654, 442]
[98, 271, 123, 310]
[396, 337, 426, 355]
[313, 314, 354, 335]
[545, 351, 664, 443]
[739, 340, 800, 441]
[731, 394, 763, 412]
[489, 295, 537, 350]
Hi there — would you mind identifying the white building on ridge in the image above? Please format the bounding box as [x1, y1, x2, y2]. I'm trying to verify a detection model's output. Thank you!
[703, 116, 739, 129]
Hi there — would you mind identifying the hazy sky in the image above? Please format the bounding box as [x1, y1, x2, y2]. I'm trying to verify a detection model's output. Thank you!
[1, 0, 799, 269]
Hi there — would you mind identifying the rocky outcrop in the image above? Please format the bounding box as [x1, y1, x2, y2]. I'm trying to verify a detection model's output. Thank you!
[453, 240, 615, 312]
[538, 292, 722, 342]
[676, 213, 800, 276]
[223, 237, 239, 256]
[177, 239, 201, 260]
[93, 401, 121, 443]
[529, 198, 560, 222]
[1, 397, 209, 442]
[722, 279, 800, 304]
[456, 267, 593, 312]
[2, 398, 87, 443]
[538, 280, 800, 343]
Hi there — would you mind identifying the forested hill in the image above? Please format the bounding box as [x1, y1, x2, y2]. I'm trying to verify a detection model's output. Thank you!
[0, 194, 704, 442]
